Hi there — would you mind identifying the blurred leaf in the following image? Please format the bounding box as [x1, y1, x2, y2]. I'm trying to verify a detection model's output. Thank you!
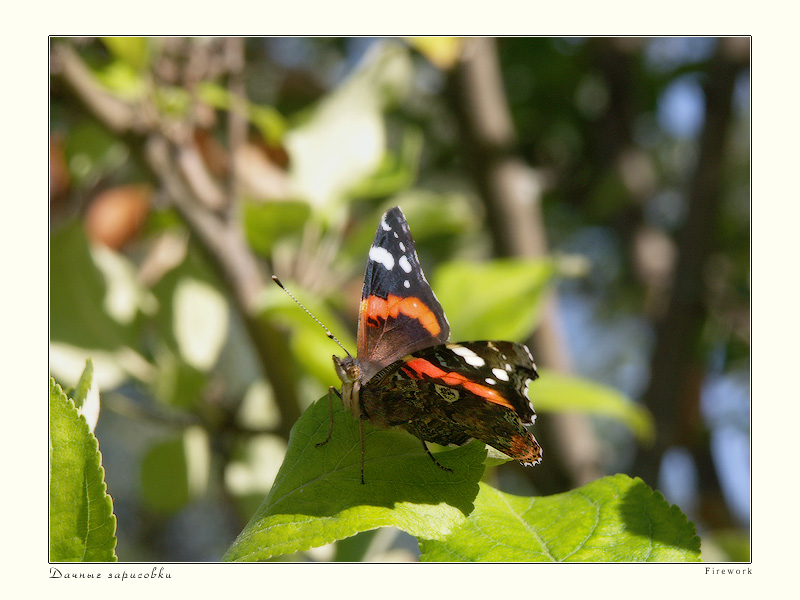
[173, 278, 229, 371]
[91, 60, 145, 99]
[419, 475, 701, 562]
[70, 359, 94, 410]
[91, 242, 155, 324]
[533, 370, 654, 442]
[260, 282, 356, 387]
[284, 42, 412, 208]
[702, 529, 750, 562]
[49, 378, 117, 561]
[433, 258, 557, 342]
[63, 120, 129, 188]
[50, 221, 136, 350]
[345, 127, 423, 200]
[236, 380, 281, 430]
[149, 245, 227, 380]
[249, 104, 288, 146]
[155, 85, 191, 117]
[223, 397, 487, 561]
[407, 37, 463, 70]
[241, 201, 310, 256]
[224, 434, 287, 497]
[101, 37, 150, 71]
[140, 427, 210, 515]
[152, 345, 207, 409]
[197, 82, 288, 145]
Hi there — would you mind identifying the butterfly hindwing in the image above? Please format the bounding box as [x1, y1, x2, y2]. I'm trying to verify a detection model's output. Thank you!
[359, 341, 542, 465]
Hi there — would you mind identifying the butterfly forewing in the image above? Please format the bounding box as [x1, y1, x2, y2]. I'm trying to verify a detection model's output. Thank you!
[356, 207, 450, 381]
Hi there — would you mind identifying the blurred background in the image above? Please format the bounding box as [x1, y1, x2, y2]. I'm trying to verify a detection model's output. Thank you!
[49, 36, 750, 562]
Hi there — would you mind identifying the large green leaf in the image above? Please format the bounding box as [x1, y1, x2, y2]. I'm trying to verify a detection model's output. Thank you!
[433, 258, 556, 342]
[534, 370, 654, 442]
[49, 378, 117, 562]
[419, 474, 701, 562]
[223, 396, 487, 561]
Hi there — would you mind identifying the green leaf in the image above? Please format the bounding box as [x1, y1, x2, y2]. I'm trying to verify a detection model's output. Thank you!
[91, 61, 145, 99]
[345, 127, 423, 200]
[433, 258, 556, 342]
[50, 221, 136, 351]
[71, 359, 94, 410]
[260, 281, 356, 388]
[49, 378, 117, 561]
[197, 82, 288, 145]
[140, 427, 210, 515]
[101, 37, 151, 70]
[223, 397, 487, 561]
[241, 200, 311, 257]
[419, 474, 701, 562]
[534, 370, 654, 442]
[284, 43, 412, 207]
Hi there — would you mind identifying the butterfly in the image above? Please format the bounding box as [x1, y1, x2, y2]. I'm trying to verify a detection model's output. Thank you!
[276, 206, 541, 483]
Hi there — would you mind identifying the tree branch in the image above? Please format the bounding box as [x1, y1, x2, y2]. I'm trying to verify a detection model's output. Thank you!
[632, 38, 749, 487]
[54, 40, 301, 440]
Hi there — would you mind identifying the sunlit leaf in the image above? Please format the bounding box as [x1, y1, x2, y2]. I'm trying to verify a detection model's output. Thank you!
[91, 61, 145, 98]
[223, 397, 487, 561]
[172, 278, 229, 371]
[419, 475, 701, 562]
[406, 37, 463, 70]
[71, 359, 100, 432]
[433, 258, 557, 342]
[284, 42, 412, 208]
[49, 378, 117, 561]
[101, 37, 151, 70]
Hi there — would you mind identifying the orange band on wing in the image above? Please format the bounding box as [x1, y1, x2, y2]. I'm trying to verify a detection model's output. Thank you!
[402, 358, 514, 410]
[362, 294, 441, 337]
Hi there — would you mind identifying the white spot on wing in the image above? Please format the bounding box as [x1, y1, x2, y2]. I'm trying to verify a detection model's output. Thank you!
[381, 216, 391, 231]
[398, 255, 412, 273]
[492, 368, 509, 381]
[523, 345, 534, 362]
[485, 378, 496, 385]
[450, 345, 486, 367]
[369, 246, 395, 271]
[399, 242, 406, 251]
[403, 280, 410, 288]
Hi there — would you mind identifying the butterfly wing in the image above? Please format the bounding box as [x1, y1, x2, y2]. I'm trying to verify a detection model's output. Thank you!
[393, 341, 542, 465]
[357, 207, 450, 381]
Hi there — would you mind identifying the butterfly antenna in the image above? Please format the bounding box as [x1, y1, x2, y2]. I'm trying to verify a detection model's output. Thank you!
[271, 276, 352, 358]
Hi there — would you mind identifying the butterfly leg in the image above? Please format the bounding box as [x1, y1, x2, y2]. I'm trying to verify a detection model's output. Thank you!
[359, 414, 367, 485]
[421, 440, 453, 472]
[315, 386, 340, 448]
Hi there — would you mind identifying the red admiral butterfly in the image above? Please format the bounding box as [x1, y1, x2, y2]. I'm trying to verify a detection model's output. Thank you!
[274, 206, 542, 484]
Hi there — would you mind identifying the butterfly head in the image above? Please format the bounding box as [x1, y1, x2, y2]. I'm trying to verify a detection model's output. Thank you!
[333, 354, 361, 415]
